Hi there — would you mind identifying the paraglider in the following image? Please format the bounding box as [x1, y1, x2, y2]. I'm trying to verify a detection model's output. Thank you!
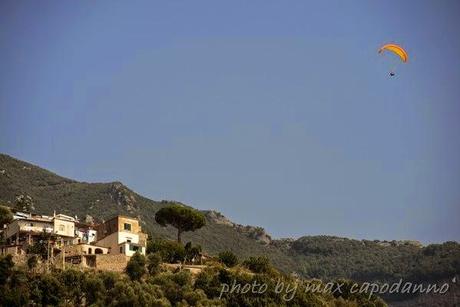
[378, 43, 408, 76]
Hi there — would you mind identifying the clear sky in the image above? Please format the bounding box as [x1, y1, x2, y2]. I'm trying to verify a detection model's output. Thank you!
[1, 1, 459, 243]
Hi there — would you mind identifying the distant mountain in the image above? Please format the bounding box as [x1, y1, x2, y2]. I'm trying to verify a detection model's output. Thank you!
[1, 153, 459, 305]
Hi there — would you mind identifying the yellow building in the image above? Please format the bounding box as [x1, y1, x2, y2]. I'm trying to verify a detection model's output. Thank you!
[95, 216, 147, 256]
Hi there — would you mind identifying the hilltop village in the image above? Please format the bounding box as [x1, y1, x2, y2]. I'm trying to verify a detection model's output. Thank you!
[0, 209, 148, 271]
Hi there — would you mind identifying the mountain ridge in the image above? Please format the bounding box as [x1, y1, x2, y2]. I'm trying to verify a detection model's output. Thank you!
[1, 153, 460, 305]
[0, 153, 426, 247]
[0, 153, 298, 272]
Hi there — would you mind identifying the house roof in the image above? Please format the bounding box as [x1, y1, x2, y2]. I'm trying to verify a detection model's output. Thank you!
[13, 216, 53, 223]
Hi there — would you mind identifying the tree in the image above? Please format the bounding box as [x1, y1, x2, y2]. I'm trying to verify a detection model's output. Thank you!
[36, 274, 63, 306]
[0, 205, 13, 227]
[126, 252, 146, 281]
[185, 242, 202, 264]
[147, 239, 185, 263]
[27, 231, 51, 260]
[147, 253, 162, 275]
[218, 251, 238, 267]
[59, 269, 86, 305]
[243, 256, 272, 273]
[155, 205, 206, 243]
[0, 254, 15, 285]
[14, 194, 34, 212]
[82, 275, 104, 305]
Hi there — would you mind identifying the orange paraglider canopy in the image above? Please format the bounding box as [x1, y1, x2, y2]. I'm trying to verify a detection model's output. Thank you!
[378, 43, 408, 62]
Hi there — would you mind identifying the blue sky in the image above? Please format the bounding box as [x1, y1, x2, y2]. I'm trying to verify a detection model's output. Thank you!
[1, 1, 459, 243]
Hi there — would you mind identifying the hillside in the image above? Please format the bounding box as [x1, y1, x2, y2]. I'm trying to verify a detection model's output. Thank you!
[273, 236, 460, 282]
[1, 153, 459, 305]
[0, 153, 296, 273]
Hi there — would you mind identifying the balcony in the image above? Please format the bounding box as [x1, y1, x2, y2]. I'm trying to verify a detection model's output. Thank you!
[21, 226, 54, 233]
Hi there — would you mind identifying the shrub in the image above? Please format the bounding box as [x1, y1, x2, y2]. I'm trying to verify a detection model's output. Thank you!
[126, 252, 146, 281]
[243, 256, 271, 273]
[148, 239, 185, 263]
[36, 274, 63, 306]
[98, 271, 119, 290]
[218, 251, 238, 267]
[184, 242, 202, 263]
[26, 232, 52, 260]
[147, 252, 162, 275]
[0, 257, 386, 307]
[171, 270, 192, 287]
[0, 254, 14, 284]
[83, 275, 105, 305]
[194, 267, 225, 298]
[0, 205, 13, 227]
[27, 255, 38, 270]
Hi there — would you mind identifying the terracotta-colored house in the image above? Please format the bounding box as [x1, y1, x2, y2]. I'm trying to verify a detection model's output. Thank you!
[94, 215, 148, 256]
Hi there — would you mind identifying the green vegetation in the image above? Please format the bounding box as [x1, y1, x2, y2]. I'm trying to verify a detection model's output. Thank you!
[26, 232, 52, 260]
[184, 242, 202, 263]
[27, 255, 38, 270]
[218, 251, 239, 268]
[1, 153, 459, 305]
[0, 254, 14, 285]
[0, 205, 13, 227]
[147, 239, 186, 263]
[0, 154, 291, 273]
[126, 252, 147, 281]
[0, 254, 386, 307]
[243, 256, 272, 274]
[147, 239, 203, 265]
[274, 236, 460, 284]
[147, 253, 162, 275]
[0, 205, 13, 244]
[14, 194, 34, 212]
[155, 204, 206, 243]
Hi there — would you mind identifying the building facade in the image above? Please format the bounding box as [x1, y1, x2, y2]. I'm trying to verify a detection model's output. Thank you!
[1, 211, 148, 263]
[95, 216, 147, 256]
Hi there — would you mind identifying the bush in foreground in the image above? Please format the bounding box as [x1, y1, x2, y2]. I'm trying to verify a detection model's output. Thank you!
[0, 254, 386, 307]
[126, 252, 146, 281]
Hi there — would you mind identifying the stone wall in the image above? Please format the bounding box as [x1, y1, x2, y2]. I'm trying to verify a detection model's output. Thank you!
[163, 263, 206, 275]
[95, 254, 129, 272]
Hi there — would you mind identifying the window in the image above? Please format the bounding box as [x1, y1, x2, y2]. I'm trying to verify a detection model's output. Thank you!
[119, 246, 123, 253]
[126, 238, 132, 243]
[88, 248, 92, 254]
[59, 225, 65, 232]
[123, 223, 132, 231]
[129, 245, 139, 251]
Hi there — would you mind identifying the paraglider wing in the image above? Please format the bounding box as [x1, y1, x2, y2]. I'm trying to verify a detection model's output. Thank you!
[378, 44, 408, 62]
